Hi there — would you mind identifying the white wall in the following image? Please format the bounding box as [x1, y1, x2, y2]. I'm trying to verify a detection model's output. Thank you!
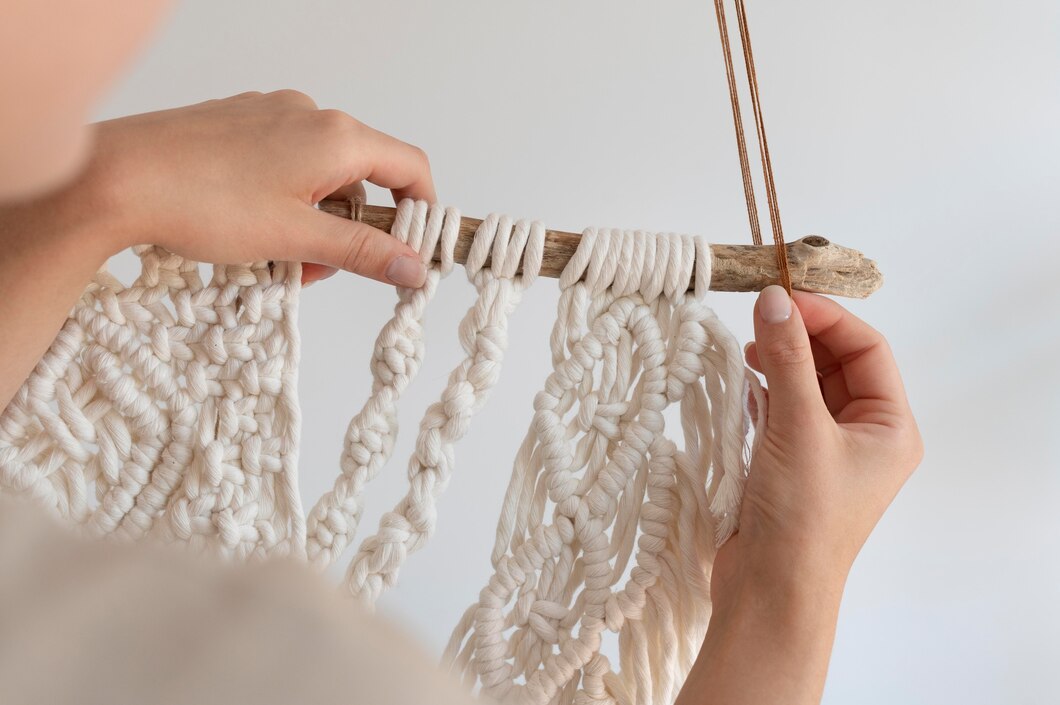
[95, 1, 1060, 702]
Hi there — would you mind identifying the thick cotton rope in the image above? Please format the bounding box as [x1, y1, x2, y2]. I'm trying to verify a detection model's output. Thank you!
[0, 252, 307, 558]
[443, 224, 761, 705]
[0, 198, 764, 705]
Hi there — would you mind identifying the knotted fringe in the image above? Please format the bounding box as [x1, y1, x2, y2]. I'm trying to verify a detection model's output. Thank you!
[443, 222, 764, 705]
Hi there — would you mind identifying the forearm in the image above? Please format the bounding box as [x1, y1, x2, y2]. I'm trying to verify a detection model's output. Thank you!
[676, 576, 844, 705]
[0, 184, 117, 413]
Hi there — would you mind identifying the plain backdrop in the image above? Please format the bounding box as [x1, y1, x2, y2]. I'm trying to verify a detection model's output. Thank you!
[94, 1, 1060, 703]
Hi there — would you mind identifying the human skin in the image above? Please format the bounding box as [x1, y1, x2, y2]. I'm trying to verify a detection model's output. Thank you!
[0, 0, 175, 199]
[0, 92, 437, 413]
[0, 4, 923, 704]
[675, 287, 923, 704]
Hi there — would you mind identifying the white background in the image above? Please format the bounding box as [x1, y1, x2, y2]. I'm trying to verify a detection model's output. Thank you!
[95, 1, 1060, 702]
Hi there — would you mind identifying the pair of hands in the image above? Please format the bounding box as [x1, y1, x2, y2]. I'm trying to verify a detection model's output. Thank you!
[27, 92, 923, 697]
[60, 89, 923, 594]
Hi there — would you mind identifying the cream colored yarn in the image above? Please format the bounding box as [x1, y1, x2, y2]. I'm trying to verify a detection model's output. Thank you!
[0, 198, 764, 705]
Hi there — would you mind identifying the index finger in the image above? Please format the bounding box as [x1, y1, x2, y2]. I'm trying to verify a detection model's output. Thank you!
[338, 119, 437, 204]
[791, 291, 909, 409]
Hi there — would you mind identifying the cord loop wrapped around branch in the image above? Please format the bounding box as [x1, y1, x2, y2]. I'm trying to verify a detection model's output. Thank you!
[560, 227, 712, 303]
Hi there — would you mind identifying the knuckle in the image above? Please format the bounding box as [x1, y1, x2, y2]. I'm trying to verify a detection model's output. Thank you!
[267, 88, 317, 109]
[885, 417, 924, 477]
[315, 108, 357, 132]
[339, 228, 372, 274]
[760, 336, 811, 368]
[908, 426, 925, 467]
[870, 331, 891, 358]
[410, 144, 431, 171]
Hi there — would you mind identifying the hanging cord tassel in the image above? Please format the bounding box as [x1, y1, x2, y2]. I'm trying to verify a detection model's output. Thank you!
[712, 0, 793, 293]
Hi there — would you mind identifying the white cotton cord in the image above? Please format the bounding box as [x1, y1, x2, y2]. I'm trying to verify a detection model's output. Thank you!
[585, 228, 622, 297]
[151, 259, 306, 560]
[391, 198, 461, 274]
[0, 199, 759, 705]
[0, 250, 308, 560]
[610, 230, 640, 298]
[444, 221, 757, 705]
[438, 205, 462, 275]
[340, 206, 546, 603]
[560, 226, 709, 305]
[698, 307, 752, 545]
[304, 199, 461, 569]
[559, 227, 595, 290]
[391, 198, 425, 252]
[464, 212, 546, 286]
[514, 221, 546, 288]
[694, 237, 712, 299]
[277, 260, 306, 556]
[464, 212, 501, 276]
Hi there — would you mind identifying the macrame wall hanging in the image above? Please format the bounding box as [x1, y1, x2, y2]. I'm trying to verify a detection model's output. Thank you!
[0, 3, 881, 704]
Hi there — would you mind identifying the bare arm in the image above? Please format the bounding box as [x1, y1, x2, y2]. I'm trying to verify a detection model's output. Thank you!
[0, 183, 114, 413]
[677, 287, 924, 705]
[0, 90, 435, 413]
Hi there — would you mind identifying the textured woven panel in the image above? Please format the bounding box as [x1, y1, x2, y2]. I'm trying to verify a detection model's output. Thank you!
[0, 247, 305, 559]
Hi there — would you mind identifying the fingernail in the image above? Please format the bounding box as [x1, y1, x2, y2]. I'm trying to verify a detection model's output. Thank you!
[743, 341, 755, 357]
[301, 265, 338, 288]
[758, 285, 792, 324]
[385, 256, 426, 288]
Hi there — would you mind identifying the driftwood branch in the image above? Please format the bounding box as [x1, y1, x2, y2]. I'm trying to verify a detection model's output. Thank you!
[318, 200, 883, 298]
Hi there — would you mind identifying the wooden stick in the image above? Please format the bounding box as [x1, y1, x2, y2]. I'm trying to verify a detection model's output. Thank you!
[318, 200, 883, 298]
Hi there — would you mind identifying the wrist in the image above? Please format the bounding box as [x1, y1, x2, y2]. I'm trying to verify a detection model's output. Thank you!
[678, 560, 845, 705]
[58, 127, 138, 259]
[1, 152, 129, 267]
[711, 531, 850, 617]
[0, 201, 105, 276]
[710, 566, 845, 637]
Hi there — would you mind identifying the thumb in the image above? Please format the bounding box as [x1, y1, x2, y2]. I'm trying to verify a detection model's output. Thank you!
[752, 285, 826, 424]
[295, 206, 427, 288]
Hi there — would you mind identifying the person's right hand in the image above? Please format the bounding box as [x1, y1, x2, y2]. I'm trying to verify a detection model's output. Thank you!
[677, 287, 922, 705]
[56, 90, 436, 286]
[711, 287, 924, 609]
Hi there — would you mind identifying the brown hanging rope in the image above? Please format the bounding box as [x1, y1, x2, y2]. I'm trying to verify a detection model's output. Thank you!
[712, 0, 793, 293]
[711, 0, 763, 248]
